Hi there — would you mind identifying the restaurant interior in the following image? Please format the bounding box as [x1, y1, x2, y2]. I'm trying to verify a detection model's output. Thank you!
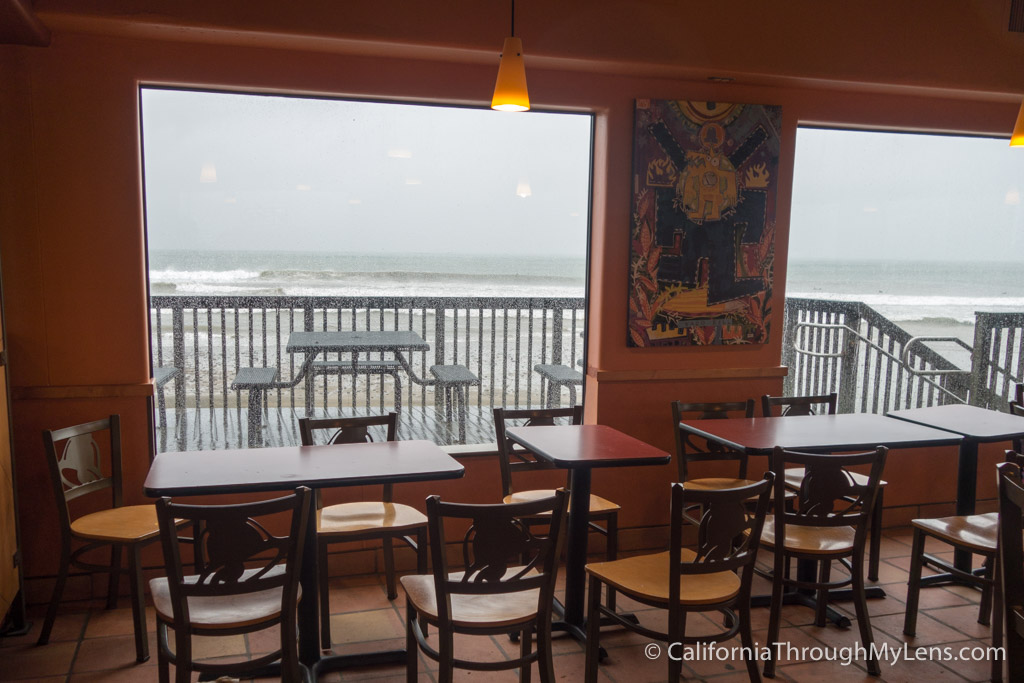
[2, 1, 1024, 681]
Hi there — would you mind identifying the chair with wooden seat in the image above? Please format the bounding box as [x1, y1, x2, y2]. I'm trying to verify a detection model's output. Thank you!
[671, 399, 756, 492]
[998, 459, 1024, 682]
[38, 415, 182, 663]
[152, 487, 311, 683]
[493, 405, 620, 608]
[903, 493, 1000, 634]
[584, 475, 774, 683]
[297, 412, 427, 648]
[904, 450, 1024, 683]
[403, 489, 569, 683]
[761, 392, 887, 582]
[763, 446, 887, 677]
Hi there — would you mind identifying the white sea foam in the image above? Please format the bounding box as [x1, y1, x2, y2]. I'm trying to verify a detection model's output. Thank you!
[150, 269, 261, 283]
[788, 291, 1024, 309]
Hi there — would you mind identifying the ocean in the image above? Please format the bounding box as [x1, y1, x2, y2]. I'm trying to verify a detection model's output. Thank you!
[149, 250, 586, 299]
[149, 250, 1022, 342]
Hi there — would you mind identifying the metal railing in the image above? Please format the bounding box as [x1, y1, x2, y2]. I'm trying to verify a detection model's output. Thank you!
[782, 298, 971, 413]
[970, 312, 1024, 409]
[150, 295, 586, 415]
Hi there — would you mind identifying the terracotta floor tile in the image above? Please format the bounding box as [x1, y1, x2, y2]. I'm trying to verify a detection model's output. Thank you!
[0, 611, 87, 647]
[415, 632, 509, 672]
[874, 535, 915, 560]
[324, 636, 412, 678]
[162, 631, 248, 661]
[245, 623, 283, 655]
[870, 560, 914, 585]
[68, 664, 163, 682]
[83, 606, 157, 639]
[926, 604, 998, 640]
[72, 633, 160, 672]
[872, 611, 977, 648]
[329, 608, 405, 645]
[589, 639, 700, 683]
[0, 640, 77, 680]
[552, 650, 616, 682]
[883, 582, 974, 610]
[326, 577, 392, 614]
[773, 658, 875, 681]
[927, 639, 1004, 682]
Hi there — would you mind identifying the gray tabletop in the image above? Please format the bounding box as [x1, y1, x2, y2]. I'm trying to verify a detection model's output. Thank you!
[888, 404, 1024, 441]
[285, 330, 430, 353]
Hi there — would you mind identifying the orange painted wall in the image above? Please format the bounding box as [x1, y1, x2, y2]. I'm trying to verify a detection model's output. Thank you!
[1, 8, 1022, 584]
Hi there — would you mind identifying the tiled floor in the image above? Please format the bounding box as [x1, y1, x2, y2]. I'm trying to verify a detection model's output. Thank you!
[0, 527, 1004, 682]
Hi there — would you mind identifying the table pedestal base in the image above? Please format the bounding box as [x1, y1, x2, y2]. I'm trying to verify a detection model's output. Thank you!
[750, 586, 886, 629]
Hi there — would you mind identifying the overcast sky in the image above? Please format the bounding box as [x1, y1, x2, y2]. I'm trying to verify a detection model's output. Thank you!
[142, 89, 1024, 263]
[140, 88, 592, 257]
[790, 127, 1024, 262]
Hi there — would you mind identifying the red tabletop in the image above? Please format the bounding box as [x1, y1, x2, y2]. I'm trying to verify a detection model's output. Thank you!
[678, 413, 962, 454]
[504, 424, 671, 469]
[887, 404, 1024, 441]
[144, 440, 465, 497]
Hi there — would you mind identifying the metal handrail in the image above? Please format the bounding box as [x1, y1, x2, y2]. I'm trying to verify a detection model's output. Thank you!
[900, 336, 972, 378]
[793, 321, 965, 403]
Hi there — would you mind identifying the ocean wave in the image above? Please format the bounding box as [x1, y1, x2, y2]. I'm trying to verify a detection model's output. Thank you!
[788, 291, 1024, 308]
[150, 268, 261, 283]
[255, 269, 583, 285]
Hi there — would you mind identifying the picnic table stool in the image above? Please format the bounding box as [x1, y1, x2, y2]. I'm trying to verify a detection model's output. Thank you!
[153, 366, 181, 432]
[429, 365, 479, 444]
[231, 366, 279, 447]
[534, 363, 583, 408]
[312, 359, 403, 412]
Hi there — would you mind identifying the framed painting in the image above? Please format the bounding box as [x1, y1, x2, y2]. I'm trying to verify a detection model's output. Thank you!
[628, 100, 781, 347]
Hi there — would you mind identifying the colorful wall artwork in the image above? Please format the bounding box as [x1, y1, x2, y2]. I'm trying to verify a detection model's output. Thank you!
[628, 100, 781, 347]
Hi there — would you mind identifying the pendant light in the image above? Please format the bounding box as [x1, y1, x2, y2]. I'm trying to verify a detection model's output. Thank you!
[1012, 100, 1024, 147]
[491, 0, 530, 111]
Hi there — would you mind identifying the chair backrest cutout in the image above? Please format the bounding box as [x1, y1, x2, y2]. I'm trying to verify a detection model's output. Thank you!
[155, 488, 310, 608]
[670, 400, 755, 481]
[761, 393, 838, 417]
[493, 406, 582, 497]
[424, 490, 568, 626]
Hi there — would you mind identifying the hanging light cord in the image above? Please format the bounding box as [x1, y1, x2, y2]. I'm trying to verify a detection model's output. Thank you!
[510, 0, 516, 37]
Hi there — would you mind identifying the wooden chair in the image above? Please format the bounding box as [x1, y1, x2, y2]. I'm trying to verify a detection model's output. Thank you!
[671, 399, 756, 491]
[761, 393, 887, 582]
[584, 476, 774, 683]
[152, 487, 311, 683]
[38, 415, 181, 663]
[903, 491, 1000, 638]
[998, 459, 1024, 682]
[297, 412, 427, 648]
[763, 446, 887, 677]
[493, 406, 619, 609]
[403, 489, 569, 683]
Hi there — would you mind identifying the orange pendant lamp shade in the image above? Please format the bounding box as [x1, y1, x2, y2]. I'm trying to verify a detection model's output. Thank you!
[1012, 100, 1024, 147]
[492, 37, 530, 111]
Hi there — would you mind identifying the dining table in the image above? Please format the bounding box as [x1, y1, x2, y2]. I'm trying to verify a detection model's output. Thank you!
[503, 424, 672, 644]
[887, 403, 1024, 574]
[144, 440, 465, 677]
[285, 330, 432, 412]
[676, 412, 963, 625]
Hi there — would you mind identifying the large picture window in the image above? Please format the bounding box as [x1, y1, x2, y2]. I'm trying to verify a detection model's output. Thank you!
[785, 128, 1024, 411]
[140, 88, 593, 450]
